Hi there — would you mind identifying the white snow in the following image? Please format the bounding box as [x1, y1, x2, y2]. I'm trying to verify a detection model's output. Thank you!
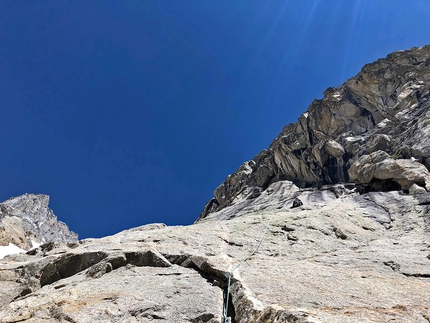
[0, 243, 26, 259]
[31, 240, 41, 249]
[333, 93, 342, 100]
[377, 119, 388, 128]
[344, 136, 357, 142]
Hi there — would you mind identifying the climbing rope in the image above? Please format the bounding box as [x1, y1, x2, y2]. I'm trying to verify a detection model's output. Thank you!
[223, 219, 271, 323]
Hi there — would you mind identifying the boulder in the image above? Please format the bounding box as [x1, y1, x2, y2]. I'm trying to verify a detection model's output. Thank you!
[324, 139, 345, 157]
[348, 151, 430, 191]
[409, 183, 427, 195]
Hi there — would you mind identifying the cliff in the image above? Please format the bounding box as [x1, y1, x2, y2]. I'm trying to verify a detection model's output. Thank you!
[198, 45, 430, 221]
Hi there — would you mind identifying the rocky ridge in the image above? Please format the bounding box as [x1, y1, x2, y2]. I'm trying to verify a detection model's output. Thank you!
[0, 194, 78, 251]
[198, 45, 430, 220]
[0, 46, 429, 322]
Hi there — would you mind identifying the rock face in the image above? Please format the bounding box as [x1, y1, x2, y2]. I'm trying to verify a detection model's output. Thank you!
[0, 194, 78, 250]
[199, 45, 430, 219]
[0, 187, 429, 322]
[1, 46, 430, 322]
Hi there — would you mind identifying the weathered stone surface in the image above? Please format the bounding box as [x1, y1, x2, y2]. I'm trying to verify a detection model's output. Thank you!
[0, 226, 225, 322]
[1, 187, 429, 322]
[200, 45, 430, 219]
[0, 217, 29, 249]
[324, 139, 345, 157]
[348, 150, 430, 191]
[409, 183, 428, 195]
[0, 194, 77, 250]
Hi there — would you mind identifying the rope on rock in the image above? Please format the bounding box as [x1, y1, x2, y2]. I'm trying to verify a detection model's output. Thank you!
[223, 219, 271, 323]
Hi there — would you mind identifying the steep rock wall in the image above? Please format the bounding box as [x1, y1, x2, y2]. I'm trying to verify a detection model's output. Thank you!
[199, 45, 430, 220]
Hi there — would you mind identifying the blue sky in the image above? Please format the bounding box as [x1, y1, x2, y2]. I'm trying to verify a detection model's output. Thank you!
[1, 1, 430, 238]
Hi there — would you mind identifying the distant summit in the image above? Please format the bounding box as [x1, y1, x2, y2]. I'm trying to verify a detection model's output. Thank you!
[0, 193, 77, 258]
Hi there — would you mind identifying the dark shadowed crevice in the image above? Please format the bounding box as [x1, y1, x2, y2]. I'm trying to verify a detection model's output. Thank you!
[40, 252, 108, 286]
[368, 179, 402, 192]
[402, 272, 430, 278]
[223, 290, 236, 323]
[125, 251, 171, 267]
[163, 254, 237, 323]
[39, 250, 173, 287]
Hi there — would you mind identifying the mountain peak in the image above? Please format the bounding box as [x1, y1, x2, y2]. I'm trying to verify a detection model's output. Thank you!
[0, 193, 77, 252]
[198, 45, 430, 221]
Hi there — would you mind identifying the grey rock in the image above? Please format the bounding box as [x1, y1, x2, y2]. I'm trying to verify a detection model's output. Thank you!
[409, 183, 428, 195]
[0, 194, 77, 250]
[200, 45, 430, 219]
[0, 228, 224, 322]
[324, 139, 345, 157]
[0, 216, 29, 249]
[1, 187, 429, 322]
[348, 150, 430, 191]
[291, 197, 303, 208]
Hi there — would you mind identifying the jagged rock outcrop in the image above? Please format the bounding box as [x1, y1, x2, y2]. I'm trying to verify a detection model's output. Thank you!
[199, 45, 430, 220]
[0, 194, 77, 251]
[348, 150, 430, 191]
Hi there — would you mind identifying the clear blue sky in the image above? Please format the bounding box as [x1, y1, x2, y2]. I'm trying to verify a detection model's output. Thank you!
[1, 1, 430, 238]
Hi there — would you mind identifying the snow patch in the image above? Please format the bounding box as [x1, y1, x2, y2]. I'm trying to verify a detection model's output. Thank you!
[0, 243, 26, 259]
[344, 136, 358, 142]
[332, 93, 342, 100]
[377, 119, 389, 128]
[31, 240, 41, 249]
